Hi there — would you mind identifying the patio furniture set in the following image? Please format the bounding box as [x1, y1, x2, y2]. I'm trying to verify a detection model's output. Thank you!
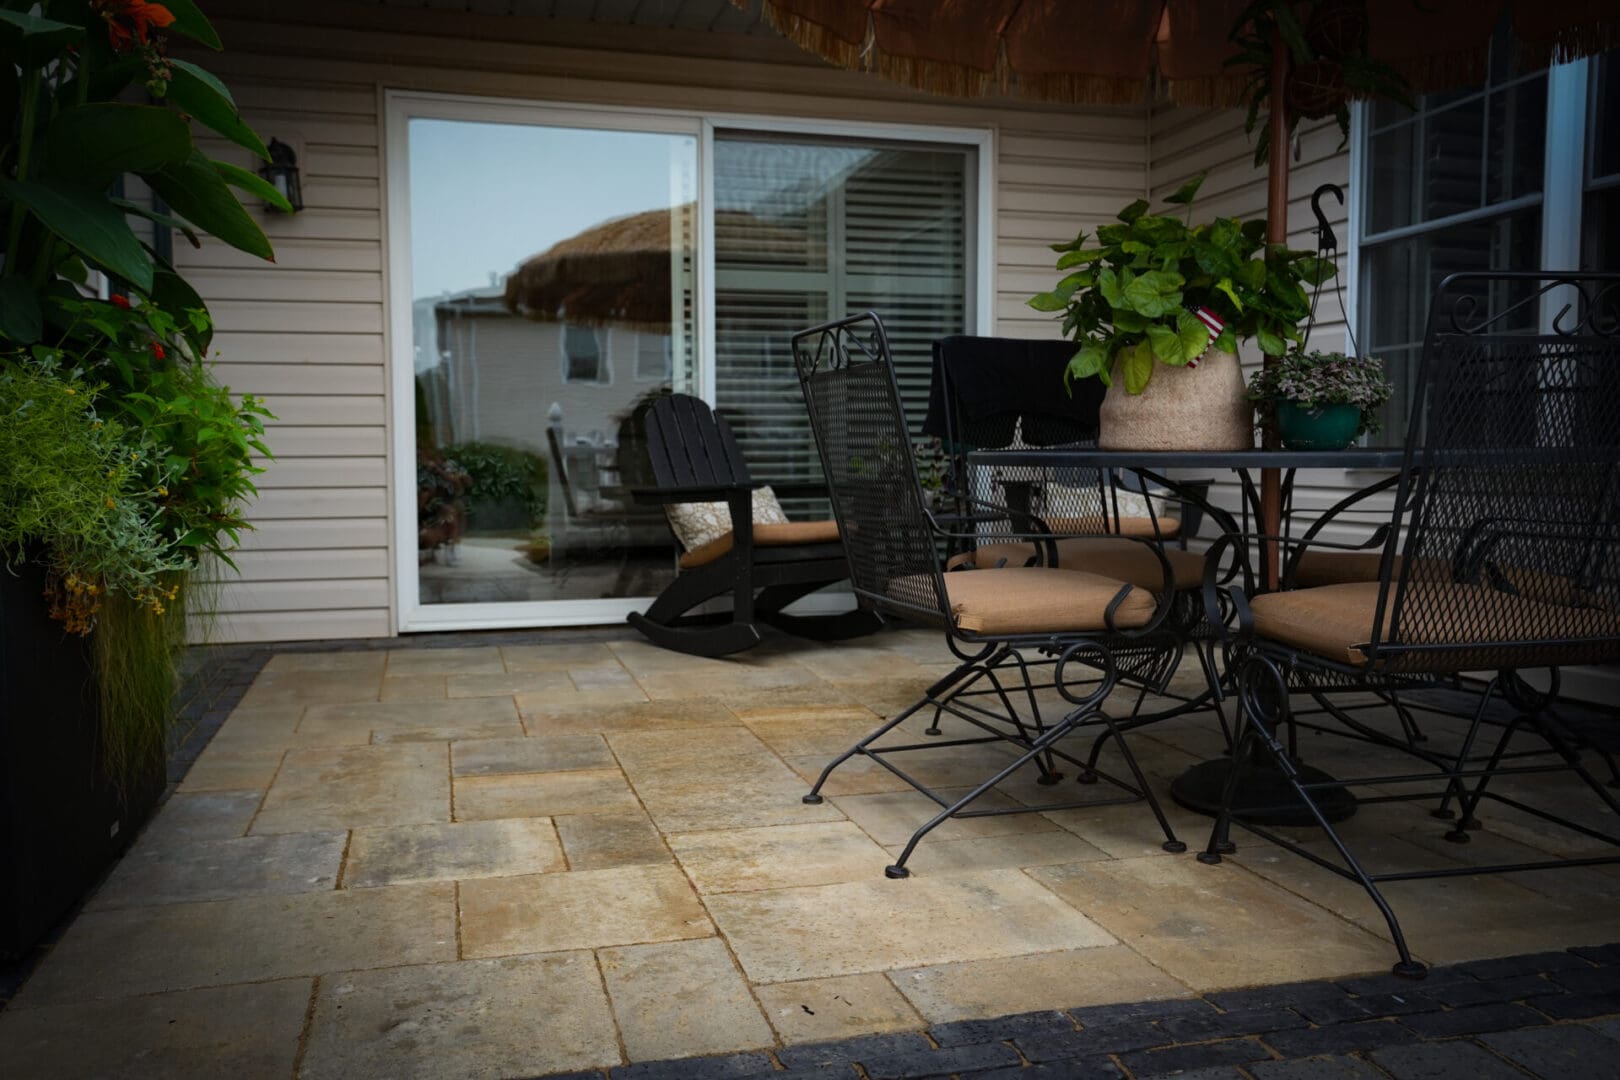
[634, 270, 1620, 980]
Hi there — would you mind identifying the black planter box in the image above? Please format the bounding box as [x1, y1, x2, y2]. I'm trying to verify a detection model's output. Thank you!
[0, 562, 164, 959]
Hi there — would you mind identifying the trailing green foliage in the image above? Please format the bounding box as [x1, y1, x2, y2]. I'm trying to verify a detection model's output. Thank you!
[94, 579, 187, 800]
[1028, 173, 1334, 394]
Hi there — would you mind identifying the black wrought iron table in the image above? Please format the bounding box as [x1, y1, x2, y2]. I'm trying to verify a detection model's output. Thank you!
[965, 445, 1409, 824]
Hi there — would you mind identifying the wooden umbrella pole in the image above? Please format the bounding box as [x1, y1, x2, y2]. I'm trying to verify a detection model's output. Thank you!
[1261, 21, 1290, 591]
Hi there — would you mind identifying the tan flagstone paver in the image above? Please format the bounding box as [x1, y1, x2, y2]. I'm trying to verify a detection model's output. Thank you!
[250, 742, 451, 834]
[632, 770, 849, 833]
[175, 746, 283, 793]
[237, 669, 384, 707]
[570, 665, 643, 690]
[451, 734, 615, 776]
[599, 937, 775, 1061]
[379, 674, 450, 701]
[708, 870, 1118, 983]
[343, 819, 565, 887]
[197, 704, 303, 749]
[555, 811, 671, 870]
[889, 944, 1191, 1023]
[881, 830, 1113, 874]
[501, 641, 621, 670]
[459, 864, 713, 957]
[298, 698, 523, 744]
[1026, 857, 1393, 991]
[754, 973, 925, 1045]
[446, 670, 575, 697]
[731, 704, 883, 757]
[831, 787, 1066, 847]
[299, 953, 621, 1079]
[0, 978, 312, 1080]
[384, 645, 505, 674]
[454, 768, 641, 820]
[87, 831, 346, 909]
[668, 821, 895, 893]
[782, 752, 911, 796]
[137, 789, 262, 843]
[17, 883, 456, 1005]
[520, 695, 733, 735]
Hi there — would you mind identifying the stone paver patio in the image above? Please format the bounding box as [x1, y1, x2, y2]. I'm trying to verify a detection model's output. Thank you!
[3, 627, 1619, 1078]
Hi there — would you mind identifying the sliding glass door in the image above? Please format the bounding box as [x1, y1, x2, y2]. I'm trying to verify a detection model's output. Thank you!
[389, 94, 983, 630]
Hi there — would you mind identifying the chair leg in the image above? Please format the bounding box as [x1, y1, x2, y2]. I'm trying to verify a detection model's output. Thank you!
[1431, 676, 1500, 827]
[1204, 653, 1427, 979]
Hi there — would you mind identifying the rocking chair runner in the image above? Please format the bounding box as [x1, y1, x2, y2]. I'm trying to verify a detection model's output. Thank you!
[791, 312, 1187, 877]
[626, 393, 882, 657]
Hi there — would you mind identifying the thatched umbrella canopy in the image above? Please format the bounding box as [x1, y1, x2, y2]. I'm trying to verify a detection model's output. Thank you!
[504, 205, 806, 332]
[503, 204, 692, 333]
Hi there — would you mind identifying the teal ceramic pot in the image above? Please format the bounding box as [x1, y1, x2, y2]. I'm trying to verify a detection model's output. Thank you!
[1275, 400, 1362, 451]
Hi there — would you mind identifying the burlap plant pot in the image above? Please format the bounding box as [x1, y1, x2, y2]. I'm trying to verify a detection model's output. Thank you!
[1098, 349, 1254, 451]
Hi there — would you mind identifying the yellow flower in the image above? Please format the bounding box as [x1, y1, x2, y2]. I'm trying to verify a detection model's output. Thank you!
[104, 497, 116, 508]
[106, 469, 116, 478]
[64, 387, 77, 395]
[157, 486, 168, 496]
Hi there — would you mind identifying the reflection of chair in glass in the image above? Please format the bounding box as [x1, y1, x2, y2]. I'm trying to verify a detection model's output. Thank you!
[1200, 272, 1620, 978]
[792, 313, 1186, 878]
[626, 394, 882, 657]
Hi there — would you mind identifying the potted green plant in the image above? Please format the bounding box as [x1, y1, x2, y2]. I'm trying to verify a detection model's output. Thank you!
[1246, 349, 1392, 450]
[0, 0, 281, 957]
[1027, 173, 1334, 451]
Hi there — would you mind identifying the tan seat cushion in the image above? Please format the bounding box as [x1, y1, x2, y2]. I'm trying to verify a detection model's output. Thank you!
[1043, 515, 1181, 540]
[1291, 552, 1589, 610]
[679, 520, 841, 569]
[1249, 581, 1620, 671]
[891, 566, 1155, 636]
[948, 537, 1204, 591]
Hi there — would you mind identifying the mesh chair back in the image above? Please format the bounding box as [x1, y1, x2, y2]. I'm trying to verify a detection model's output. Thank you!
[1372, 272, 1620, 671]
[792, 314, 954, 630]
[642, 394, 752, 490]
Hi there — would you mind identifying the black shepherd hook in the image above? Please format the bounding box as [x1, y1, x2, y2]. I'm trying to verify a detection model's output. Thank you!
[1312, 183, 1345, 253]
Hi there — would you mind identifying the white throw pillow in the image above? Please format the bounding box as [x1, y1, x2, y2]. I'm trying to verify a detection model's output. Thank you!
[665, 485, 789, 552]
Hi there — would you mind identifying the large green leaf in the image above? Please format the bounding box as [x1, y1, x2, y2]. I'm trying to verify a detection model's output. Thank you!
[1120, 341, 1155, 395]
[1065, 344, 1107, 387]
[1143, 310, 1212, 366]
[1163, 172, 1206, 206]
[151, 268, 213, 351]
[0, 278, 42, 344]
[1256, 325, 1287, 357]
[112, 197, 202, 250]
[1295, 254, 1337, 285]
[0, 178, 153, 290]
[143, 151, 274, 261]
[1027, 290, 1067, 313]
[167, 60, 269, 161]
[1097, 267, 1127, 310]
[0, 9, 83, 62]
[46, 103, 193, 186]
[1116, 198, 1149, 224]
[1122, 269, 1184, 318]
[1056, 247, 1106, 269]
[157, 0, 222, 49]
[213, 160, 292, 213]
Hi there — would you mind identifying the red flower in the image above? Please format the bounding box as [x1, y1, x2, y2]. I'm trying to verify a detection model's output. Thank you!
[95, 0, 176, 53]
[110, 294, 130, 309]
[151, 342, 166, 360]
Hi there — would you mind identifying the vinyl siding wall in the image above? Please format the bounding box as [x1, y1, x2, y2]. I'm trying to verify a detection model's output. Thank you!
[185, 0, 1152, 641]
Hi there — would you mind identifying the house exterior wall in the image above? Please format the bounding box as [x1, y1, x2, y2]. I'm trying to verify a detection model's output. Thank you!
[184, 0, 1152, 641]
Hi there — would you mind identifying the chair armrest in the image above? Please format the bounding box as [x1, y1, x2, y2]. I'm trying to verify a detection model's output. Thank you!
[1200, 530, 1392, 642]
[631, 483, 763, 505]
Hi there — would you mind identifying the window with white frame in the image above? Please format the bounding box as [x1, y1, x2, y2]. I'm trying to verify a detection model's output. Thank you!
[561, 323, 609, 384]
[1356, 31, 1618, 436]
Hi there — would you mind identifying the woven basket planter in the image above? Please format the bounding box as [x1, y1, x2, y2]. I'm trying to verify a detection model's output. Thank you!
[1097, 349, 1254, 451]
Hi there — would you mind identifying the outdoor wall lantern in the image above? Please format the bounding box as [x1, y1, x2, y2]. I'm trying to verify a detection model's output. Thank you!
[258, 138, 304, 213]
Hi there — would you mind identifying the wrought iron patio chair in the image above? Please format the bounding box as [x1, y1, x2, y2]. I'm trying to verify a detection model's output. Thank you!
[924, 334, 1230, 739]
[625, 393, 882, 657]
[791, 312, 1187, 877]
[1198, 271, 1620, 978]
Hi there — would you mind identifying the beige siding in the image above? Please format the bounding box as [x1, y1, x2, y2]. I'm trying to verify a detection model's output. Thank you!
[184, 0, 1151, 641]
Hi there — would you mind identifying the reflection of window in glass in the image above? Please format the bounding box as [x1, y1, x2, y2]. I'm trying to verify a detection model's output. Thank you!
[562, 324, 608, 383]
[1355, 31, 1620, 437]
[635, 334, 671, 381]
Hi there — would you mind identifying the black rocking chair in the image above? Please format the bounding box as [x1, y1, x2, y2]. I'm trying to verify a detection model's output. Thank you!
[791, 312, 1187, 877]
[626, 393, 882, 657]
[1199, 271, 1620, 978]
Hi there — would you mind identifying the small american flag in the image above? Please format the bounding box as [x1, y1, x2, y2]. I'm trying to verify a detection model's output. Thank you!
[1187, 307, 1225, 368]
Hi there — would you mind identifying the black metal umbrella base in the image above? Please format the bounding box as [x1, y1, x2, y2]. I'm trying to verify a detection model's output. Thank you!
[1171, 756, 1357, 826]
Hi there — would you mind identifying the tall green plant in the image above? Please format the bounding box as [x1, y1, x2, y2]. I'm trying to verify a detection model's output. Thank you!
[1027, 173, 1335, 395]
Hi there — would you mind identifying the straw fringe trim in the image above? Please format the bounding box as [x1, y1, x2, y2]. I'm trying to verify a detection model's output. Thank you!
[754, 0, 865, 71]
[1521, 20, 1620, 69]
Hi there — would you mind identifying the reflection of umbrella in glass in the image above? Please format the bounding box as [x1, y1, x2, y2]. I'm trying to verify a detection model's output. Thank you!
[504, 205, 805, 332]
